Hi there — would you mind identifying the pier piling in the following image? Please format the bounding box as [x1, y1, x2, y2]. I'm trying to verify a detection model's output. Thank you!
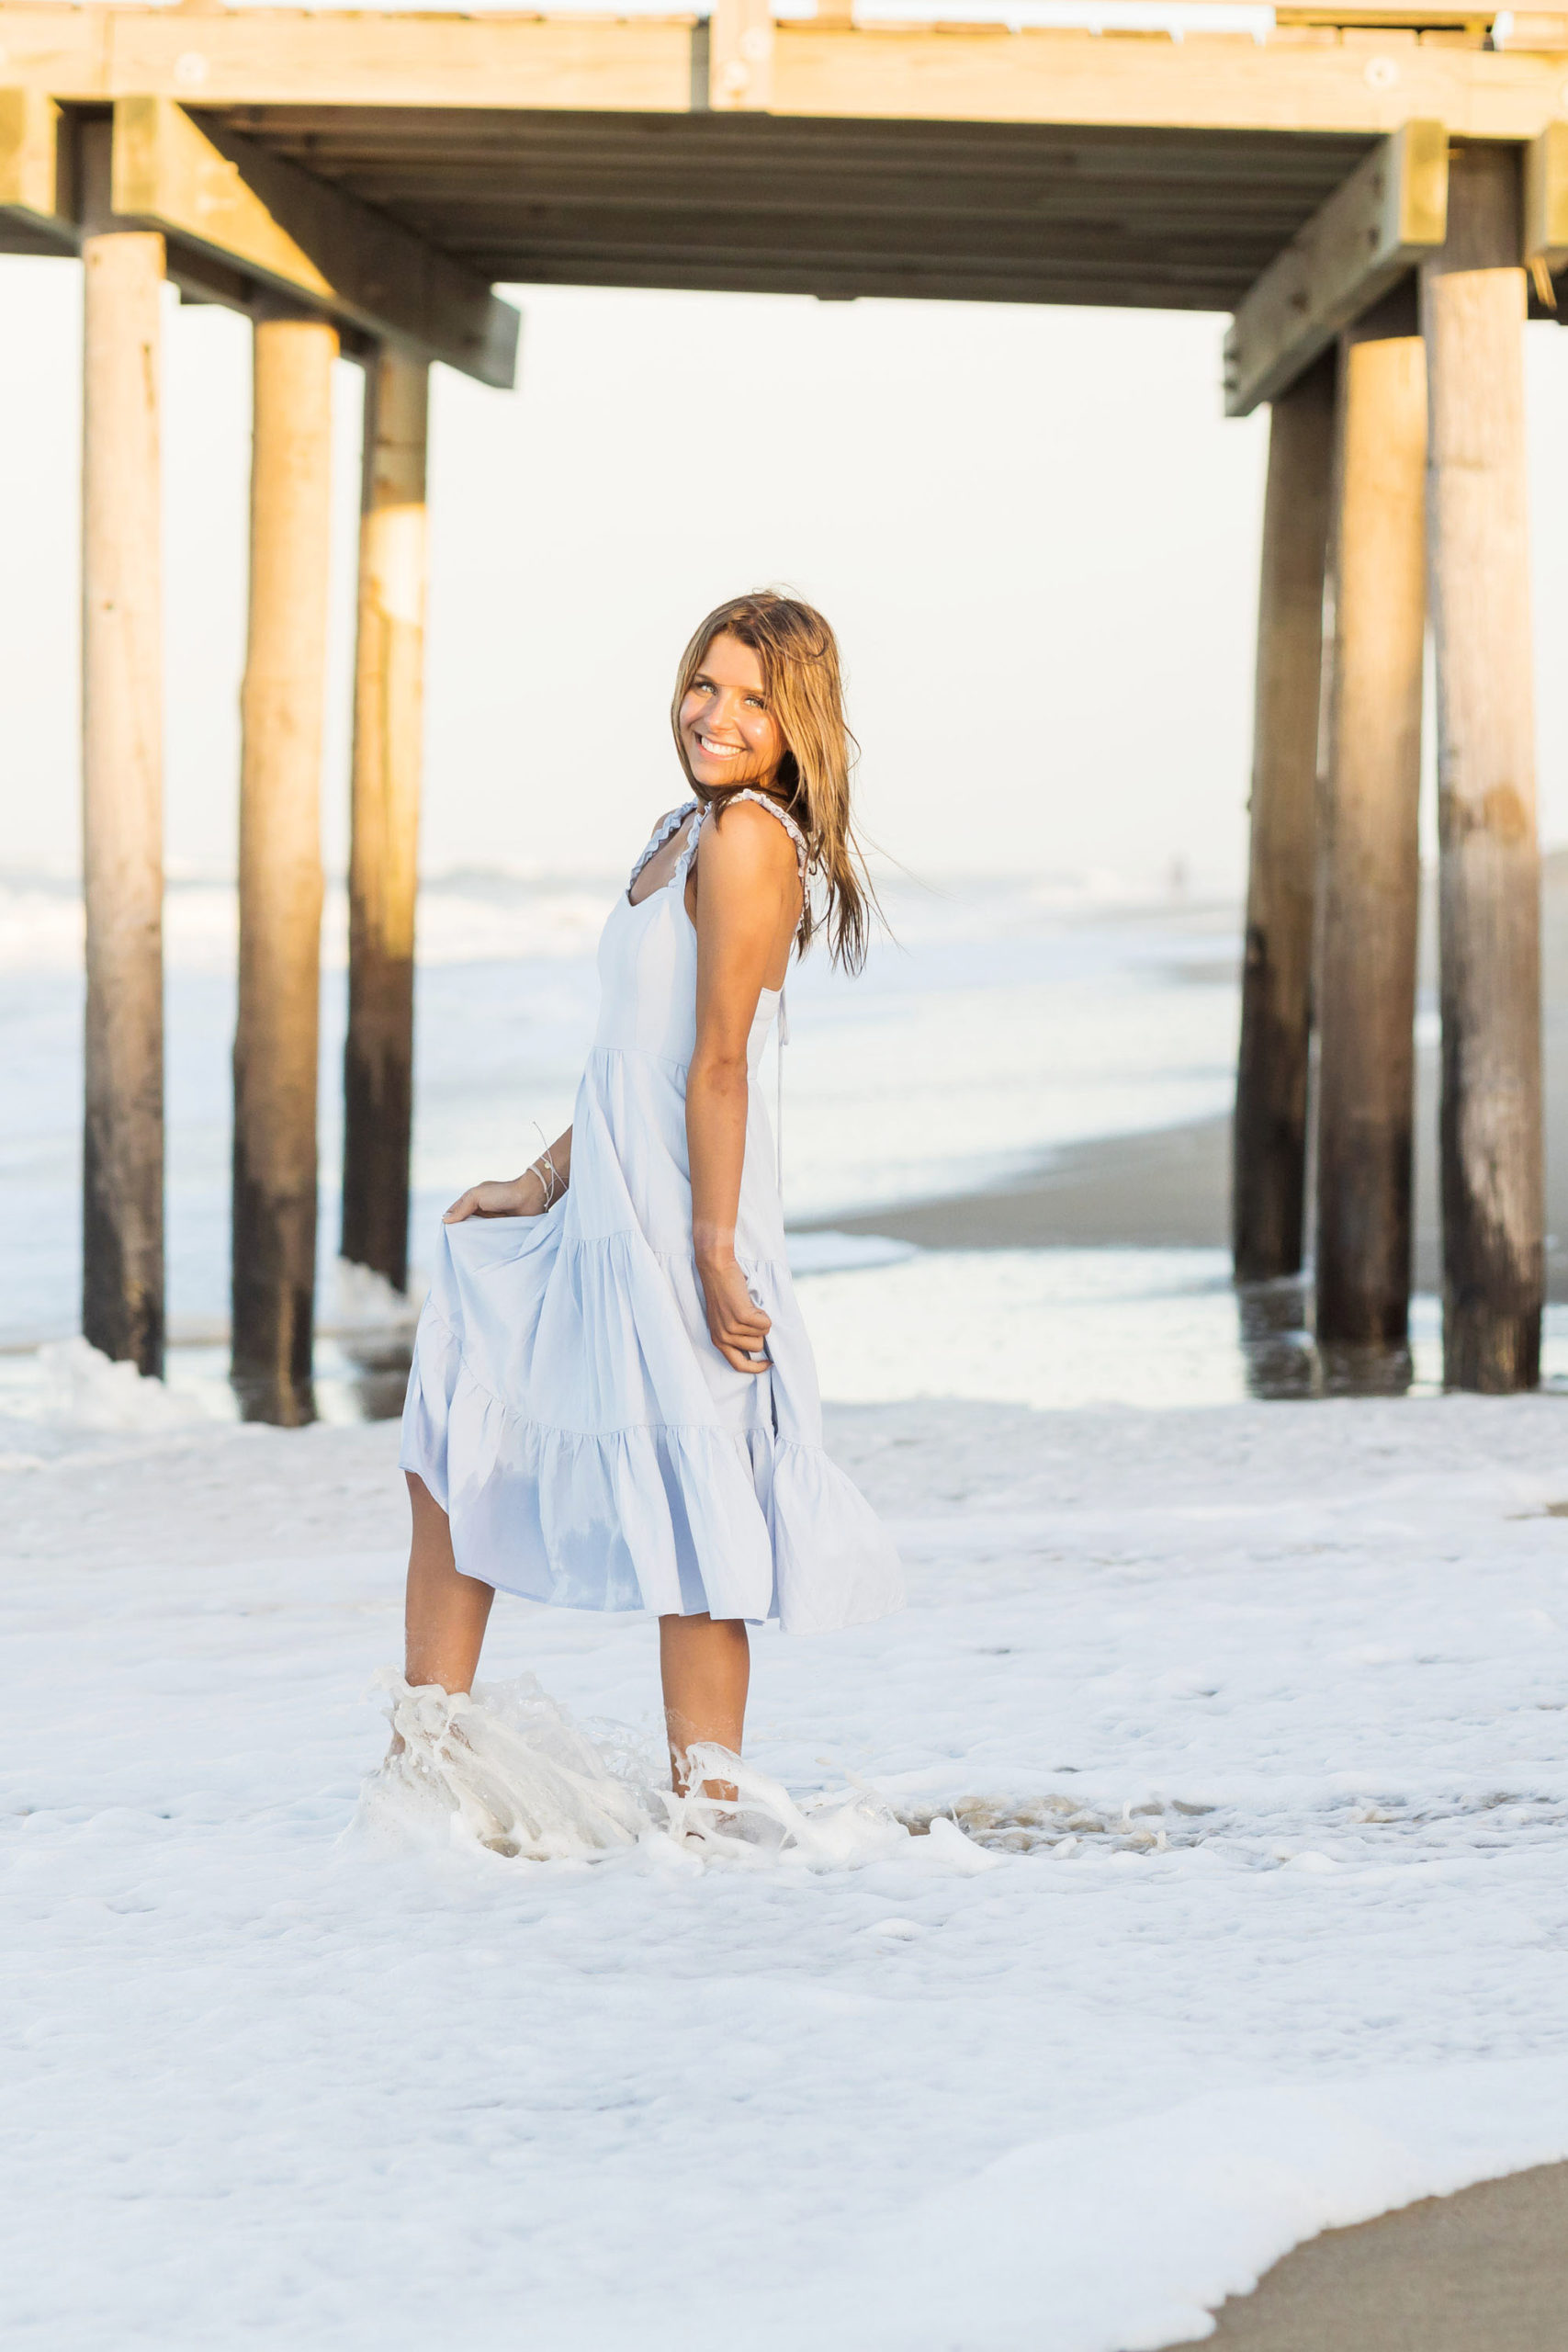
[79, 121, 165, 1377]
[1313, 288, 1427, 1363]
[1422, 143, 1543, 1393]
[1233, 352, 1335, 1285]
[343, 347, 429, 1298]
[232, 311, 337, 1421]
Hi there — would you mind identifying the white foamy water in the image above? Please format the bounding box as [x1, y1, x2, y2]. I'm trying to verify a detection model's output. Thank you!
[361, 1668, 952, 1871]
[8, 1385, 1568, 2349]
[0, 867, 1237, 1348]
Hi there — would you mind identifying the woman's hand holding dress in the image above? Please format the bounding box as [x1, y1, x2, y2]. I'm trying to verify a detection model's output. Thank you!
[444, 1177, 541, 1222]
[444, 1126, 573, 1222]
[698, 1259, 773, 1376]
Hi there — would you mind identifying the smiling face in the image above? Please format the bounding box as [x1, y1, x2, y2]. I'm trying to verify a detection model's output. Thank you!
[678, 631, 785, 796]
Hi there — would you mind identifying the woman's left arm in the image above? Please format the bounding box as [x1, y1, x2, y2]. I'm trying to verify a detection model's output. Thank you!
[686, 804, 800, 1374]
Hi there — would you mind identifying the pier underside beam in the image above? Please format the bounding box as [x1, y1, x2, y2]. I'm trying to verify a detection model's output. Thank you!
[109, 97, 517, 387]
[1224, 120, 1448, 418]
[343, 345, 429, 1297]
[1423, 142, 1543, 1393]
[79, 119, 165, 1375]
[1232, 349, 1335, 1287]
[1313, 285, 1427, 1366]
[232, 311, 337, 1424]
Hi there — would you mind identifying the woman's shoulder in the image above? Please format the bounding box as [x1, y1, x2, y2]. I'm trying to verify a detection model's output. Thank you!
[699, 792, 807, 880]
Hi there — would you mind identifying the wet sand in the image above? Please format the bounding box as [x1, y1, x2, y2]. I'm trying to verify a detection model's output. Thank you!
[1157, 2163, 1568, 2351]
[811, 857, 1568, 1301]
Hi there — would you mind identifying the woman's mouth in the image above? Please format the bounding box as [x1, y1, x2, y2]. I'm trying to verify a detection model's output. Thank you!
[695, 734, 745, 762]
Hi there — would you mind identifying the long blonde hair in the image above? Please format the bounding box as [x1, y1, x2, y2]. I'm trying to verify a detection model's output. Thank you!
[670, 591, 876, 973]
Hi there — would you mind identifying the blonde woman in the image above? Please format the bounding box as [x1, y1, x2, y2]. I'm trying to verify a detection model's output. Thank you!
[397, 594, 903, 1795]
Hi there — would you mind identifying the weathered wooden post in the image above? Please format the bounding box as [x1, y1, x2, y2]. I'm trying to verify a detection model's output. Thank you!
[1422, 143, 1542, 1392]
[342, 346, 429, 1295]
[232, 309, 338, 1421]
[79, 120, 165, 1376]
[1314, 287, 1427, 1363]
[1232, 350, 1335, 1283]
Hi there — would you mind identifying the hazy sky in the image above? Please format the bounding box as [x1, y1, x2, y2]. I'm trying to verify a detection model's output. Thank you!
[4, 255, 1566, 891]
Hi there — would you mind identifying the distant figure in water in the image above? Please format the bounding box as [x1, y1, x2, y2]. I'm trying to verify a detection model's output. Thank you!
[396, 593, 903, 1801]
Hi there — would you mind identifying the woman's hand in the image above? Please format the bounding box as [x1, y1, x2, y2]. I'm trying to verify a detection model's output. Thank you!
[697, 1254, 772, 1375]
[444, 1127, 572, 1223]
[444, 1173, 544, 1222]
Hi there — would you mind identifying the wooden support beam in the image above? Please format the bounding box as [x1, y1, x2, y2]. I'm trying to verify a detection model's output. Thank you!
[1313, 285, 1427, 1367]
[1525, 119, 1568, 274]
[1422, 143, 1543, 1392]
[79, 119, 165, 1377]
[1224, 121, 1447, 415]
[1232, 349, 1335, 1286]
[0, 85, 67, 233]
[110, 96, 518, 387]
[7, 9, 1568, 142]
[343, 346, 428, 1297]
[232, 311, 337, 1425]
[708, 0, 774, 111]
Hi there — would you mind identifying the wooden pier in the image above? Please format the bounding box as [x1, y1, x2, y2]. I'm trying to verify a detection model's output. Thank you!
[2, 0, 1564, 1409]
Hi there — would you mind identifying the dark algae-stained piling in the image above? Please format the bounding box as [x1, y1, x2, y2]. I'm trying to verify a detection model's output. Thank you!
[1233, 351, 1334, 1286]
[1423, 144, 1544, 1394]
[78, 120, 165, 1378]
[1313, 286, 1426, 1361]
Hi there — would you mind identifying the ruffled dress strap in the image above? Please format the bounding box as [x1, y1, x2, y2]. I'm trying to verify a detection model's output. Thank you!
[627, 799, 699, 894]
[679, 791, 811, 915]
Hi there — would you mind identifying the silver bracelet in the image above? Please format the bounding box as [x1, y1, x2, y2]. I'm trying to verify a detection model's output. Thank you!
[528, 1133, 562, 1210]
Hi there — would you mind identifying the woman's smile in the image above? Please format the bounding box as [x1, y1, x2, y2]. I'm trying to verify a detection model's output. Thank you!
[679, 630, 784, 786]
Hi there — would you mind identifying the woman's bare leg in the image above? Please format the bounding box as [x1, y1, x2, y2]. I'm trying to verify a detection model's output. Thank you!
[404, 1472, 494, 1692]
[659, 1612, 750, 1798]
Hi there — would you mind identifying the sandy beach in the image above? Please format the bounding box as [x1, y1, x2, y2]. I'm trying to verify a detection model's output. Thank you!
[7, 1354, 1568, 2350]
[1165, 2162, 1568, 2350]
[810, 856, 1568, 1303]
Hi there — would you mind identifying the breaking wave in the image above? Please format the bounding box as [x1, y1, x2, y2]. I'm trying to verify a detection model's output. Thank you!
[355, 1669, 977, 1873]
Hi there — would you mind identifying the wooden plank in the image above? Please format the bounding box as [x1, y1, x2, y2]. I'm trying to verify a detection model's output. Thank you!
[1232, 350, 1335, 1288]
[1224, 121, 1447, 416]
[232, 311, 337, 1426]
[1493, 14, 1568, 50]
[1314, 288, 1427, 1366]
[708, 0, 773, 110]
[767, 24, 1568, 141]
[1277, 4, 1488, 26]
[0, 8, 695, 111]
[1421, 142, 1542, 1393]
[1525, 119, 1568, 272]
[110, 97, 517, 387]
[5, 8, 1568, 142]
[79, 119, 165, 1377]
[0, 84, 62, 222]
[429, 246, 1266, 306]
[343, 347, 428, 1298]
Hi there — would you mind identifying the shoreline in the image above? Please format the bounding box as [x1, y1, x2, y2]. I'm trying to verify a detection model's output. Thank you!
[1165, 2161, 1568, 2350]
[801, 1041, 1568, 1304]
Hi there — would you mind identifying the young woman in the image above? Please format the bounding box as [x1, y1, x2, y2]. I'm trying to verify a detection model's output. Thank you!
[396, 593, 903, 1796]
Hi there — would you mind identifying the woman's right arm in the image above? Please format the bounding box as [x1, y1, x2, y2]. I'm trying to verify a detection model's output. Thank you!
[444, 1124, 572, 1222]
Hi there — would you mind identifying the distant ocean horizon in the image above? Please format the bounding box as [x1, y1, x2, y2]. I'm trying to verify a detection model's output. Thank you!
[2, 865, 1241, 1352]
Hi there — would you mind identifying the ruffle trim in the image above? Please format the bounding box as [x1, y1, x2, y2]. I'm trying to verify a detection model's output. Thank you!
[400, 1306, 903, 1635]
